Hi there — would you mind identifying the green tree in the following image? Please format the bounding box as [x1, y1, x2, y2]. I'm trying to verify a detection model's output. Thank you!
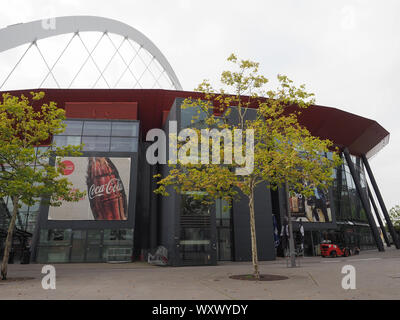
[154, 54, 341, 278]
[0, 92, 85, 280]
[389, 205, 400, 230]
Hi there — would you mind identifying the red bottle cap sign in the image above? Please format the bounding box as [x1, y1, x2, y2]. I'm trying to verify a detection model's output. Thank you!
[60, 160, 75, 175]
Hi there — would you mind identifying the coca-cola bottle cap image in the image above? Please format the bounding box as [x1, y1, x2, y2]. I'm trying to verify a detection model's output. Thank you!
[60, 160, 75, 175]
[87, 157, 128, 220]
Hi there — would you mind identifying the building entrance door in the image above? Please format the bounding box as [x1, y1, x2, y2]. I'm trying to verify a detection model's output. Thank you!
[179, 194, 217, 266]
[216, 199, 233, 261]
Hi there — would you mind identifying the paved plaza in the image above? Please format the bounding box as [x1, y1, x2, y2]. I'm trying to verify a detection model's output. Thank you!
[1, 248, 399, 300]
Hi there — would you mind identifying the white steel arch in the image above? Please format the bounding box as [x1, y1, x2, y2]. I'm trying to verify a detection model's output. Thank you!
[0, 16, 182, 90]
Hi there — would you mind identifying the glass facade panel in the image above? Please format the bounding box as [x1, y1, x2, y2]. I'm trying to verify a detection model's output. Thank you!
[37, 228, 133, 263]
[37, 246, 70, 263]
[102, 247, 132, 262]
[87, 230, 102, 245]
[82, 136, 110, 151]
[70, 230, 86, 262]
[110, 137, 138, 152]
[215, 199, 232, 260]
[26, 211, 38, 233]
[54, 135, 81, 147]
[103, 229, 133, 246]
[217, 228, 232, 261]
[180, 105, 211, 129]
[333, 153, 370, 224]
[179, 227, 211, 264]
[181, 193, 210, 216]
[63, 120, 83, 135]
[39, 229, 72, 246]
[83, 121, 111, 136]
[54, 119, 139, 153]
[29, 201, 41, 212]
[86, 246, 101, 262]
[111, 122, 138, 137]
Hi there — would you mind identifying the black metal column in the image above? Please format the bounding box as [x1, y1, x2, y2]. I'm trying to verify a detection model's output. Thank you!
[367, 185, 390, 246]
[362, 154, 400, 249]
[343, 149, 384, 251]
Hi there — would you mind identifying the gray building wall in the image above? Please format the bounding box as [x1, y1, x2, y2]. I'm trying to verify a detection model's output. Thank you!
[232, 183, 276, 261]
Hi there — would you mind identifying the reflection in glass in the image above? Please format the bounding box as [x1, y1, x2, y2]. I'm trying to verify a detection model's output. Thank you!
[63, 120, 83, 135]
[111, 122, 138, 137]
[39, 229, 72, 245]
[82, 136, 110, 151]
[83, 121, 111, 136]
[37, 246, 70, 263]
[110, 137, 138, 152]
[70, 230, 86, 262]
[181, 194, 210, 216]
[54, 135, 81, 147]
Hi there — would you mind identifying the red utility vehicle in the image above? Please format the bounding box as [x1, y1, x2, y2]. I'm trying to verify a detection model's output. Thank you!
[320, 240, 359, 258]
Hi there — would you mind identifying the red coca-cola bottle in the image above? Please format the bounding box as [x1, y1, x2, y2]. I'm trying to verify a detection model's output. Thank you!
[86, 157, 128, 220]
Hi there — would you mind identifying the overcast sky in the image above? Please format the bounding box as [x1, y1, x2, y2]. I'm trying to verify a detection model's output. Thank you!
[0, 0, 399, 210]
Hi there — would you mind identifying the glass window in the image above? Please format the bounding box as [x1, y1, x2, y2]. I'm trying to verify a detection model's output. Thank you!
[19, 201, 29, 212]
[181, 193, 210, 216]
[86, 246, 101, 262]
[28, 200, 41, 212]
[54, 135, 81, 147]
[110, 137, 138, 152]
[102, 246, 132, 262]
[70, 230, 86, 262]
[19, 211, 29, 228]
[87, 230, 102, 245]
[82, 136, 110, 151]
[39, 229, 72, 246]
[27, 212, 38, 233]
[180, 105, 211, 129]
[111, 122, 138, 137]
[37, 246, 70, 263]
[83, 121, 111, 136]
[63, 120, 83, 135]
[103, 229, 133, 245]
[35, 146, 50, 156]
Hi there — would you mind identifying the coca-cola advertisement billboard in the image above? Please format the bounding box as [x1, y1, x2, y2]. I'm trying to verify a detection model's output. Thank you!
[48, 157, 131, 220]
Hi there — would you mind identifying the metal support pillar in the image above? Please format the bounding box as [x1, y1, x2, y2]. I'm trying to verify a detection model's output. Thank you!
[343, 149, 384, 251]
[361, 154, 400, 249]
[367, 185, 391, 247]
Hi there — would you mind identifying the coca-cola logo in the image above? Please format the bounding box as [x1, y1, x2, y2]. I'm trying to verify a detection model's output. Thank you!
[60, 160, 75, 175]
[88, 178, 124, 200]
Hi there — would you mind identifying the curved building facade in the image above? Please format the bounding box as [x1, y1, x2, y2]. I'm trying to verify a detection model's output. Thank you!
[0, 88, 396, 265]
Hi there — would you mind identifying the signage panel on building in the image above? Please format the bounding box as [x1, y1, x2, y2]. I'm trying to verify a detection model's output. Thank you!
[48, 156, 131, 221]
[289, 187, 332, 222]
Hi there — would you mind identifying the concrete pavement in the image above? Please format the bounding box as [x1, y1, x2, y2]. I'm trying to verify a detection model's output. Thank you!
[0, 248, 399, 299]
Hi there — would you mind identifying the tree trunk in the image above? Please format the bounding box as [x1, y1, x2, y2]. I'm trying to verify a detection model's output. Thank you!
[248, 185, 260, 279]
[285, 182, 296, 267]
[1, 196, 19, 280]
